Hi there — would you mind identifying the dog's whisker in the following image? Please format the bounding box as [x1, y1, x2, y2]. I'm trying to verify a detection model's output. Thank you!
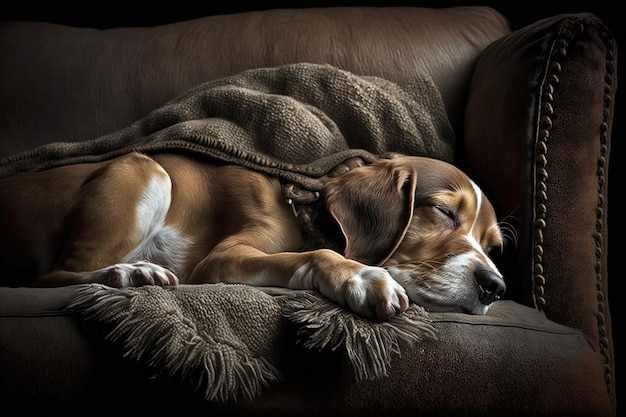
[498, 221, 518, 249]
[496, 209, 519, 249]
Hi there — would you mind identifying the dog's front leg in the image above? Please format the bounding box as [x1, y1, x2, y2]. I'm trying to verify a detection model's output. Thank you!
[186, 243, 409, 321]
[289, 248, 410, 320]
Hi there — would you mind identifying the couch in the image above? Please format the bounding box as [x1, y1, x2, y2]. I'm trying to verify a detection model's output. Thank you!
[0, 6, 617, 416]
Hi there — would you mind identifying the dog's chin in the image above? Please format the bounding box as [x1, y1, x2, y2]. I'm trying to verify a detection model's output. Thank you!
[405, 286, 491, 316]
[386, 268, 494, 315]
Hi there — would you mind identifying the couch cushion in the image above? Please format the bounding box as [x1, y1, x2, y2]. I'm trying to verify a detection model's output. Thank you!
[0, 286, 610, 415]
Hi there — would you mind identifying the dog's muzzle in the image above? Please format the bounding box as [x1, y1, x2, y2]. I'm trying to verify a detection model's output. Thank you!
[475, 269, 506, 305]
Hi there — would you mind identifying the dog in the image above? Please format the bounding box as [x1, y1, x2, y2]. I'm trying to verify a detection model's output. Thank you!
[0, 152, 505, 320]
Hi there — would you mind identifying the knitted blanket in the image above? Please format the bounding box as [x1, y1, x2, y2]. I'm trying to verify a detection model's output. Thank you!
[0, 63, 455, 188]
[5, 63, 454, 402]
[68, 284, 435, 402]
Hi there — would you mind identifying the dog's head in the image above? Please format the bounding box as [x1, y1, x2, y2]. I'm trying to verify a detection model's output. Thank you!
[323, 156, 505, 315]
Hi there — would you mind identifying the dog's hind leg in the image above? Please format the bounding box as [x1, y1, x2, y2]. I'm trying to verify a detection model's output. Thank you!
[33, 152, 178, 287]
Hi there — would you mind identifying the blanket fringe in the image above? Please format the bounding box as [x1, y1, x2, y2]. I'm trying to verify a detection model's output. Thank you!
[68, 284, 280, 402]
[279, 291, 435, 381]
[68, 284, 435, 401]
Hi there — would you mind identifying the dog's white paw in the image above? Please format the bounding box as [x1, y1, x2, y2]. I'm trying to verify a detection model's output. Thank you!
[343, 266, 409, 321]
[85, 261, 179, 287]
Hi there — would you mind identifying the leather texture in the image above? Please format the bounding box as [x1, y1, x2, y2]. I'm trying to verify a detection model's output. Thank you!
[0, 7, 509, 157]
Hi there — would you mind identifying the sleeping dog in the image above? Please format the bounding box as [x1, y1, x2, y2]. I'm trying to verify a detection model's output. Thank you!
[0, 152, 505, 320]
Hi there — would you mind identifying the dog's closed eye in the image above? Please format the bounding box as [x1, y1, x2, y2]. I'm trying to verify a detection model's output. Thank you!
[433, 205, 459, 228]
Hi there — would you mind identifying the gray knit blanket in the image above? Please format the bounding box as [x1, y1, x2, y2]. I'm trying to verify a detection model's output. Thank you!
[69, 284, 435, 402]
[4, 63, 455, 402]
[0, 63, 454, 187]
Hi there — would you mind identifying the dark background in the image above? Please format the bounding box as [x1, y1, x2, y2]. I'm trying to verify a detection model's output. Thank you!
[3, 1, 622, 414]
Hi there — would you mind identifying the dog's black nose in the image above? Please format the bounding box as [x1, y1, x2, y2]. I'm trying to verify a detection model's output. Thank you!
[475, 270, 506, 305]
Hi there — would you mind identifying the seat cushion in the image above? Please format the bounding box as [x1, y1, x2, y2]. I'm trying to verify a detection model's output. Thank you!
[0, 286, 611, 416]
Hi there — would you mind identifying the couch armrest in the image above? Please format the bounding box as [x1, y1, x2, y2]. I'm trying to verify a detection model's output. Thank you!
[464, 12, 616, 407]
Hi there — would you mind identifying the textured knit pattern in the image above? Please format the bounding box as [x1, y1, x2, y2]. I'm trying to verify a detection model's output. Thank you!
[68, 284, 434, 402]
[0, 63, 454, 189]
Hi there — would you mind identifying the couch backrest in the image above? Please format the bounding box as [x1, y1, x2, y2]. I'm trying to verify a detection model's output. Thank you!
[0, 6, 510, 158]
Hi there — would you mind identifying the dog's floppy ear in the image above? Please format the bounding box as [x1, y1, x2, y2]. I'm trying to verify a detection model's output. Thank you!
[324, 161, 417, 265]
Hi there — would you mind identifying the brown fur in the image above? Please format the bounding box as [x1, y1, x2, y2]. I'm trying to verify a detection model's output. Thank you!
[0, 152, 505, 320]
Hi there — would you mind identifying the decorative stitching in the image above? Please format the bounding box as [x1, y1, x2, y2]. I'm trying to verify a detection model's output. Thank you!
[533, 15, 615, 396]
[597, 22, 615, 398]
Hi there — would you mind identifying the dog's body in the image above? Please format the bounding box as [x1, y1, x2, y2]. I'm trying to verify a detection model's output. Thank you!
[0, 152, 505, 320]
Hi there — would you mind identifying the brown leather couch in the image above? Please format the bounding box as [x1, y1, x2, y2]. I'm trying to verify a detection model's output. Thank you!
[0, 6, 617, 416]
